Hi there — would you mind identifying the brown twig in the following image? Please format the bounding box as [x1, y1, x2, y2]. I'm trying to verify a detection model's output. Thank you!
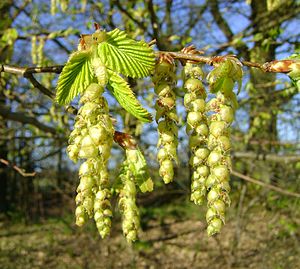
[0, 158, 36, 177]
[232, 170, 300, 198]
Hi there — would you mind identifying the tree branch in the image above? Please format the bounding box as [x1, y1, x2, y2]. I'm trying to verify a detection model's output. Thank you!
[0, 158, 36, 177]
[208, 0, 234, 41]
[0, 106, 58, 135]
[232, 151, 300, 163]
[232, 170, 300, 198]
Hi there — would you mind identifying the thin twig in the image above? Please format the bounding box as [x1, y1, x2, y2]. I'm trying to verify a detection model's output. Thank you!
[232, 170, 300, 198]
[0, 158, 36, 177]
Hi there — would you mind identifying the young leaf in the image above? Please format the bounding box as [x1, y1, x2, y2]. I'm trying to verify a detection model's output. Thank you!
[56, 51, 94, 105]
[207, 59, 242, 94]
[107, 70, 152, 122]
[97, 28, 155, 78]
[126, 148, 154, 193]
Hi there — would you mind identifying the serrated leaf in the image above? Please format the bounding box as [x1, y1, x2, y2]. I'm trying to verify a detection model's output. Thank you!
[126, 148, 154, 193]
[56, 51, 94, 105]
[98, 28, 155, 78]
[107, 70, 152, 122]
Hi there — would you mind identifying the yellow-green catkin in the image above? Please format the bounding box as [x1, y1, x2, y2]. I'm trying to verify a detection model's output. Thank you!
[31, 36, 37, 65]
[152, 57, 178, 184]
[118, 163, 140, 242]
[183, 63, 209, 205]
[67, 83, 114, 238]
[51, 0, 57, 15]
[205, 92, 234, 236]
[37, 37, 45, 66]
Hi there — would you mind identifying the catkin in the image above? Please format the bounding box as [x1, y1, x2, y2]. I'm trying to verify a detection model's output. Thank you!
[183, 62, 209, 205]
[67, 83, 114, 238]
[152, 55, 178, 184]
[118, 162, 140, 242]
[31, 36, 37, 65]
[205, 89, 234, 236]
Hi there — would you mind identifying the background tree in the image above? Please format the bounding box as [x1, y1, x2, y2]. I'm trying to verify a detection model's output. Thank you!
[0, 0, 299, 268]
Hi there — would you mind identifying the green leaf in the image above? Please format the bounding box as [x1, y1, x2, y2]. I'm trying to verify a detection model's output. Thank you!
[56, 51, 94, 105]
[98, 28, 155, 78]
[126, 148, 154, 193]
[207, 59, 243, 94]
[107, 70, 152, 122]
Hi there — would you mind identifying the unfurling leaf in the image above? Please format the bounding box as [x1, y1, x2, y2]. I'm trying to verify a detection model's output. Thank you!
[207, 58, 243, 109]
[126, 148, 154, 193]
[56, 51, 94, 105]
[107, 70, 152, 122]
[98, 28, 155, 78]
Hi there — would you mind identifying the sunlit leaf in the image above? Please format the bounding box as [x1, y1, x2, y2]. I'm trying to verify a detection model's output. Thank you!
[107, 70, 152, 122]
[56, 51, 94, 105]
[98, 28, 155, 78]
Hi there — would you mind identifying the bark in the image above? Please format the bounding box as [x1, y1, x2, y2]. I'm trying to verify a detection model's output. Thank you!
[0, 0, 13, 213]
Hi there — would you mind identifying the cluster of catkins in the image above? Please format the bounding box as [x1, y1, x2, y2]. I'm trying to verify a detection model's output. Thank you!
[67, 83, 114, 238]
[152, 55, 178, 184]
[181, 52, 241, 236]
[150, 48, 241, 236]
[67, 83, 145, 241]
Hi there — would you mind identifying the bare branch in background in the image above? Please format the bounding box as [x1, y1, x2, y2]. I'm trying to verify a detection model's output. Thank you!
[0, 158, 36, 177]
[232, 170, 300, 198]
